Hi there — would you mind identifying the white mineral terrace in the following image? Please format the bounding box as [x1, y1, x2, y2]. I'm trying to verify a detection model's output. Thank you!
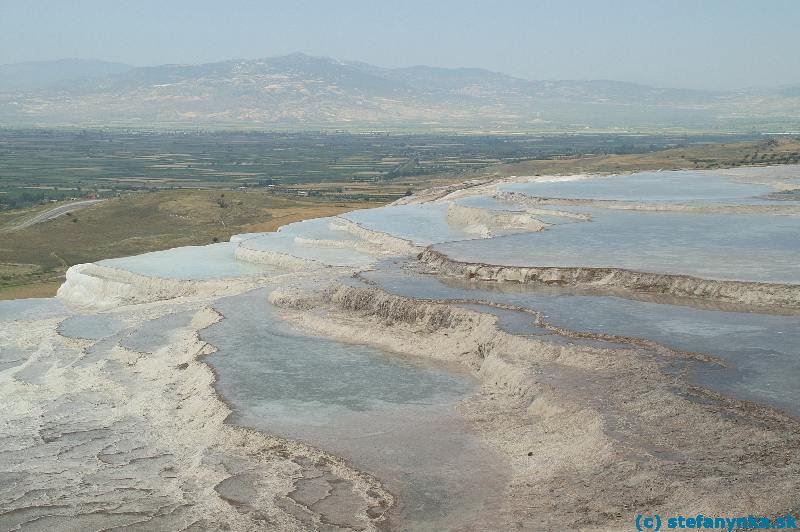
[2, 165, 799, 530]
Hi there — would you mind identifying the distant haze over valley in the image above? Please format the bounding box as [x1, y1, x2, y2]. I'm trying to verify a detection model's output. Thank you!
[1, 54, 799, 132]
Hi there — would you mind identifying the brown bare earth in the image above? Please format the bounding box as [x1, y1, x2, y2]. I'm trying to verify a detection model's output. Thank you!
[0, 280, 64, 300]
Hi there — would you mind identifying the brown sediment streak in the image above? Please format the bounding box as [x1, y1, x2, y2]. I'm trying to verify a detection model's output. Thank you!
[418, 248, 800, 310]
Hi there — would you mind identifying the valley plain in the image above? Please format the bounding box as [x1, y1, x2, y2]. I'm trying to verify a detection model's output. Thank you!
[2, 133, 798, 299]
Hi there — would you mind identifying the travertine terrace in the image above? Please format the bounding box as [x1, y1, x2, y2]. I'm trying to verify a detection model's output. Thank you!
[3, 165, 799, 530]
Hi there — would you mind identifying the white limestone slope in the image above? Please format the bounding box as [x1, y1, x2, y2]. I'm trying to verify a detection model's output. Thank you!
[57, 263, 267, 310]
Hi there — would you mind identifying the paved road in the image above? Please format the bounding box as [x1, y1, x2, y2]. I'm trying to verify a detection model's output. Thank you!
[3, 199, 105, 232]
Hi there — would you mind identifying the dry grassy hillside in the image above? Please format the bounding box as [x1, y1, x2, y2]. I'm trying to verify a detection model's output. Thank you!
[0, 190, 380, 299]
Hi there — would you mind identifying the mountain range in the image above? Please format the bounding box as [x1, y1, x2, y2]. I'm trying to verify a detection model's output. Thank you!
[0, 53, 798, 131]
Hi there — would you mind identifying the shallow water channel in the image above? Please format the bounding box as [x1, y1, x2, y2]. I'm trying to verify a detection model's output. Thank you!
[434, 207, 800, 283]
[99, 242, 278, 279]
[202, 289, 509, 530]
[362, 267, 800, 418]
[498, 170, 775, 202]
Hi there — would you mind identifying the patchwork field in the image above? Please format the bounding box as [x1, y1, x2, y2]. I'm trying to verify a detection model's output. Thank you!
[0, 130, 758, 209]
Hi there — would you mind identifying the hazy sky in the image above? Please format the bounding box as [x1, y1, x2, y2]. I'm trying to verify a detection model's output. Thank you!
[1, 0, 799, 89]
